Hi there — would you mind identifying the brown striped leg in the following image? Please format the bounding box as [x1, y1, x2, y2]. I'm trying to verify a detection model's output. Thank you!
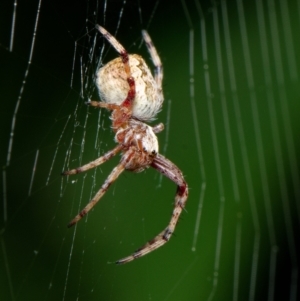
[152, 123, 164, 134]
[96, 25, 135, 110]
[116, 153, 188, 264]
[141, 30, 163, 90]
[85, 101, 120, 111]
[141, 29, 163, 108]
[67, 163, 125, 227]
[66, 148, 135, 228]
[62, 145, 122, 176]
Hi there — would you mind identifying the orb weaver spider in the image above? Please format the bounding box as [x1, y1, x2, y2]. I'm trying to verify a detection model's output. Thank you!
[62, 25, 188, 264]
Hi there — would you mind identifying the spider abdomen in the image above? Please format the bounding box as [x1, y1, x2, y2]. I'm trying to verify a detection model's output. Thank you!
[96, 54, 163, 121]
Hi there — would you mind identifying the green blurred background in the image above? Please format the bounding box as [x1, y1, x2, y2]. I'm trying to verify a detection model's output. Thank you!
[1, 0, 299, 300]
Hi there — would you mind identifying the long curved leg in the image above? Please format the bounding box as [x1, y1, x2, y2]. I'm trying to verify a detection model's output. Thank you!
[116, 153, 188, 264]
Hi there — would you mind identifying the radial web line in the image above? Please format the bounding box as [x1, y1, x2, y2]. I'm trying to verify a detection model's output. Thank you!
[256, 1, 280, 299]
[46, 115, 71, 186]
[9, 0, 17, 52]
[200, 5, 226, 300]
[220, 0, 262, 300]
[237, 0, 262, 299]
[190, 27, 206, 252]
[267, 0, 299, 299]
[279, 0, 298, 81]
[6, 0, 42, 167]
[217, 3, 246, 300]
[182, 0, 207, 253]
[28, 149, 39, 196]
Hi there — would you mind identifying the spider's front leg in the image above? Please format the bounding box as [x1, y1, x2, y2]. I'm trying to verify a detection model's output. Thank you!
[62, 145, 122, 175]
[64, 147, 136, 227]
[96, 25, 136, 110]
[62, 145, 122, 226]
[67, 162, 125, 227]
[116, 153, 188, 264]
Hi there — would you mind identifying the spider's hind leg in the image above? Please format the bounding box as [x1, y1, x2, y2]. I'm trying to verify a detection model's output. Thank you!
[116, 153, 188, 264]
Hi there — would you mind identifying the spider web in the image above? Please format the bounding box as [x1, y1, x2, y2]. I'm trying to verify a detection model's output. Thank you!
[1, 0, 300, 300]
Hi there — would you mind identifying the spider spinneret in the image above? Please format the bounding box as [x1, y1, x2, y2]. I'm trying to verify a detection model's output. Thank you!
[62, 25, 188, 264]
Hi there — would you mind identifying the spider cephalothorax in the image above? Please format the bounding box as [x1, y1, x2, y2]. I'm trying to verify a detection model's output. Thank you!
[62, 25, 188, 264]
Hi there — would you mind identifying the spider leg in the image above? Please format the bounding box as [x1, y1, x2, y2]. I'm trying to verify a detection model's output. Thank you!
[141, 30, 163, 90]
[152, 123, 164, 134]
[86, 100, 120, 111]
[67, 148, 136, 227]
[96, 25, 135, 109]
[96, 25, 126, 54]
[67, 163, 125, 227]
[116, 153, 188, 264]
[62, 145, 122, 175]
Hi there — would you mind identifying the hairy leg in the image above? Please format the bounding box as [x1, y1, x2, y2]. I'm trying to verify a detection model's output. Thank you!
[67, 148, 136, 228]
[68, 162, 125, 227]
[116, 153, 188, 264]
[152, 123, 164, 134]
[62, 145, 122, 175]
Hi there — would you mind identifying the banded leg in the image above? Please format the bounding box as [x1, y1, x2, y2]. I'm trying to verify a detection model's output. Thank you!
[67, 149, 136, 227]
[116, 153, 188, 264]
[85, 100, 131, 129]
[141, 30, 163, 90]
[96, 25, 126, 54]
[85, 100, 120, 111]
[152, 123, 164, 134]
[62, 145, 122, 175]
[96, 25, 135, 109]
[67, 162, 125, 227]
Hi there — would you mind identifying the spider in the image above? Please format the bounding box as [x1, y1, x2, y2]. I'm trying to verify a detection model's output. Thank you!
[62, 25, 188, 264]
